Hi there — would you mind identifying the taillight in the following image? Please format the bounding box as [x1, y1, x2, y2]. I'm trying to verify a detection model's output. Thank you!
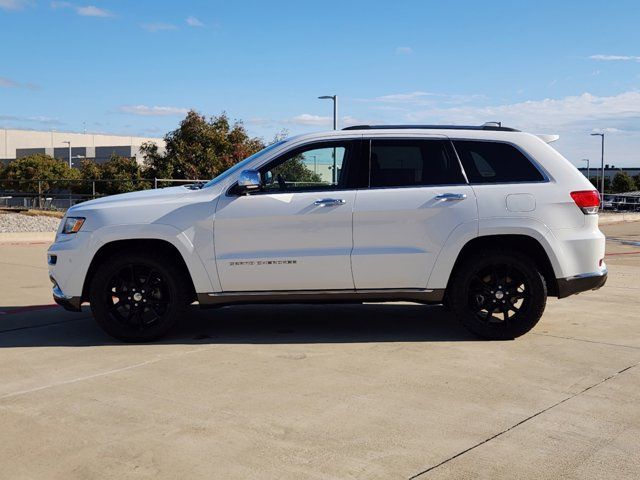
[570, 190, 600, 214]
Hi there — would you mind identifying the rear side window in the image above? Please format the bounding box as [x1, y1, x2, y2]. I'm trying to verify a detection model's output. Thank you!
[453, 141, 545, 183]
[370, 139, 465, 188]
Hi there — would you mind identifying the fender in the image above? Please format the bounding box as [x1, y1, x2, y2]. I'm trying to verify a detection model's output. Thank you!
[427, 217, 564, 290]
[426, 219, 478, 289]
[80, 223, 218, 296]
[477, 217, 563, 276]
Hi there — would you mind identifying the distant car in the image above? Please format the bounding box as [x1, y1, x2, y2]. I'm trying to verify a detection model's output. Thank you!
[48, 124, 607, 342]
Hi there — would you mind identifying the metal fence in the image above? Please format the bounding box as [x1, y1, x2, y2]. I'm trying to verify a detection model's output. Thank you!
[0, 178, 208, 211]
[602, 193, 640, 212]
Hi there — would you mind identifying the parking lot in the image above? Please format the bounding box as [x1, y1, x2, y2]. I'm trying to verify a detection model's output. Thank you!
[1, 221, 639, 479]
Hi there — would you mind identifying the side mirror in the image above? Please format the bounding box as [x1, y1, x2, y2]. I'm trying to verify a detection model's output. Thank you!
[237, 170, 261, 194]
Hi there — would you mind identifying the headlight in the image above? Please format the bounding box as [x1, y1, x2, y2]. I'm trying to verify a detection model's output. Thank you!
[62, 217, 85, 234]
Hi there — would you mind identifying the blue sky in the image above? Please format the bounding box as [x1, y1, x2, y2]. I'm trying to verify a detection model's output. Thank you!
[1, 0, 640, 166]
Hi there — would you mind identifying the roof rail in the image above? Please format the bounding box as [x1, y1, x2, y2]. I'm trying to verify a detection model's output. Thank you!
[342, 124, 520, 132]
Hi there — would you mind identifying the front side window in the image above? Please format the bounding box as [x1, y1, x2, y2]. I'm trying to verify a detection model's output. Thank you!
[204, 140, 287, 188]
[454, 140, 545, 183]
[261, 143, 351, 192]
[369, 139, 465, 188]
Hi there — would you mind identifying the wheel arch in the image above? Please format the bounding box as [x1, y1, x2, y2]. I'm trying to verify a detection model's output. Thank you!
[82, 239, 197, 302]
[446, 234, 559, 297]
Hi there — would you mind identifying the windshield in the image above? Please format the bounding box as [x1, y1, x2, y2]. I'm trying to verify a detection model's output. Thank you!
[203, 140, 287, 188]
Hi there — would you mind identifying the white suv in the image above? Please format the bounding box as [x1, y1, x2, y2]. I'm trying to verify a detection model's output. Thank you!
[48, 124, 607, 342]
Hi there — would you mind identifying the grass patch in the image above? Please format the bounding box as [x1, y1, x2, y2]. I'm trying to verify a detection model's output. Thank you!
[22, 209, 66, 219]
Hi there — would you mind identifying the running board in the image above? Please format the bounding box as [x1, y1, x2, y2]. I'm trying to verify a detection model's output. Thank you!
[197, 289, 445, 308]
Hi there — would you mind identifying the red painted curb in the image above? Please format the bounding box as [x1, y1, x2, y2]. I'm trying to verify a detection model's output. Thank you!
[0, 241, 51, 246]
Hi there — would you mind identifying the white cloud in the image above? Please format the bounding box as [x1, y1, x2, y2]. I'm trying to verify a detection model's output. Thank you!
[367, 91, 486, 106]
[76, 5, 112, 17]
[288, 114, 332, 126]
[341, 115, 371, 127]
[186, 15, 203, 27]
[375, 91, 431, 103]
[0, 76, 38, 90]
[246, 117, 273, 126]
[141, 22, 178, 32]
[50, 1, 71, 8]
[0, 114, 63, 125]
[286, 114, 371, 128]
[395, 46, 413, 55]
[590, 54, 640, 62]
[118, 105, 189, 116]
[0, 0, 31, 10]
[405, 91, 640, 130]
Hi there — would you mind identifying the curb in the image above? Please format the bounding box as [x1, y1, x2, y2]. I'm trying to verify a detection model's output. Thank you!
[599, 213, 640, 225]
[0, 232, 56, 244]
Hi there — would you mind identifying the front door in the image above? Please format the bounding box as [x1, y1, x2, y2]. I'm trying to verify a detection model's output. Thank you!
[214, 140, 363, 292]
[352, 137, 478, 289]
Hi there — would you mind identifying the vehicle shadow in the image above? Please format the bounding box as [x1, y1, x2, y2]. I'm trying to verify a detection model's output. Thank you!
[0, 303, 476, 348]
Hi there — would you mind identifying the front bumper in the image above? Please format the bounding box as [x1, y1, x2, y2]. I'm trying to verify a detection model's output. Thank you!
[557, 268, 608, 299]
[51, 278, 82, 312]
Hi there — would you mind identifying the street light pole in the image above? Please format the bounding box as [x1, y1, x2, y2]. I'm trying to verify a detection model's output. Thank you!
[582, 158, 590, 183]
[318, 95, 338, 130]
[590, 132, 605, 198]
[318, 95, 339, 184]
[62, 141, 71, 168]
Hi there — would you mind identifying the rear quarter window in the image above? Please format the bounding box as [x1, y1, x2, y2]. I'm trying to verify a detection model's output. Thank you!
[453, 140, 545, 183]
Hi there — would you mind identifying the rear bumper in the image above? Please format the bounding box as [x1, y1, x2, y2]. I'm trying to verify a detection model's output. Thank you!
[557, 268, 608, 299]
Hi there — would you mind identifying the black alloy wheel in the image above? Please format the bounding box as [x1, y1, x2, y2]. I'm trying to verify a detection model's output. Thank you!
[89, 250, 190, 342]
[448, 250, 547, 340]
[468, 263, 529, 324]
[105, 264, 171, 332]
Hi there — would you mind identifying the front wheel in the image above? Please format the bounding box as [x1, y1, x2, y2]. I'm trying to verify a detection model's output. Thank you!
[447, 250, 547, 340]
[89, 251, 191, 342]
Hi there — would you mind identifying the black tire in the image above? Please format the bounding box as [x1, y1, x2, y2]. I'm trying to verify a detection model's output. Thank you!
[89, 249, 191, 342]
[447, 250, 547, 340]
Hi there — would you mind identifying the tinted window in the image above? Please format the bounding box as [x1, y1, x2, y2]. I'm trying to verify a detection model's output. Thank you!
[454, 141, 544, 183]
[369, 139, 465, 188]
[260, 142, 355, 192]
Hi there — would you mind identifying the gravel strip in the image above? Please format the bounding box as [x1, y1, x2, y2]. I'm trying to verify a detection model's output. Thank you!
[0, 213, 61, 233]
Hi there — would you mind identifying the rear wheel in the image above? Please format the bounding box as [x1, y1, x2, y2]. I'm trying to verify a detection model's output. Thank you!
[89, 250, 191, 342]
[447, 250, 547, 340]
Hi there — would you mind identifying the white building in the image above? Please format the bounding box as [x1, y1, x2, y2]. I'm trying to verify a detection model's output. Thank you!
[0, 129, 165, 167]
[577, 166, 640, 181]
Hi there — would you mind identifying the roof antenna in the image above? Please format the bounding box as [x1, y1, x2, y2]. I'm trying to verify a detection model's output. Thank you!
[482, 121, 502, 128]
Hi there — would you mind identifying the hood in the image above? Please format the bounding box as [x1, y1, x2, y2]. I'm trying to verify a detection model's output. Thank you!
[66, 184, 222, 232]
[71, 185, 190, 211]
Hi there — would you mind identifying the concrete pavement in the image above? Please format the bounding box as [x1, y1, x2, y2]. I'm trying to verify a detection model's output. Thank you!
[0, 222, 639, 479]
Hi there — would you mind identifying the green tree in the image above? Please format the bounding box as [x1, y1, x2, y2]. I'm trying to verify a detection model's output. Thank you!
[71, 159, 103, 195]
[634, 174, 640, 191]
[141, 110, 264, 180]
[1, 154, 80, 193]
[611, 172, 635, 193]
[270, 155, 323, 186]
[590, 176, 612, 193]
[99, 154, 147, 195]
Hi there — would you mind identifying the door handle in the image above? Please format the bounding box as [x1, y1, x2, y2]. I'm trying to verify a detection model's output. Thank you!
[314, 198, 346, 207]
[435, 193, 467, 201]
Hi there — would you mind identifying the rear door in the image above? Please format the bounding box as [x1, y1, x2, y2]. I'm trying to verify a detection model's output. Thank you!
[352, 137, 478, 289]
